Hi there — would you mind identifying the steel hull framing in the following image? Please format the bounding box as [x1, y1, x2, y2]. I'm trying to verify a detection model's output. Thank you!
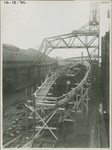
[24, 60, 91, 147]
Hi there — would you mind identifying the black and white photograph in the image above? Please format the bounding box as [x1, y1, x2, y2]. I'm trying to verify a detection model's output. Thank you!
[1, 0, 111, 149]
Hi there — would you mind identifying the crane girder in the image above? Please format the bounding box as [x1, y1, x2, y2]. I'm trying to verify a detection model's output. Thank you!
[37, 29, 99, 63]
[36, 2, 100, 63]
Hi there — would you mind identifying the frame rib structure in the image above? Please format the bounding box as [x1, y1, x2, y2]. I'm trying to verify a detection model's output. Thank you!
[23, 60, 91, 147]
[23, 2, 100, 147]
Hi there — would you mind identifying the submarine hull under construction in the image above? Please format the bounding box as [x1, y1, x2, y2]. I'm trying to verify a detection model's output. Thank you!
[2, 1, 110, 148]
[3, 60, 93, 148]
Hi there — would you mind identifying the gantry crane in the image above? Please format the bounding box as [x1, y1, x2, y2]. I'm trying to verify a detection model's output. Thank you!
[22, 3, 100, 147]
[36, 2, 100, 64]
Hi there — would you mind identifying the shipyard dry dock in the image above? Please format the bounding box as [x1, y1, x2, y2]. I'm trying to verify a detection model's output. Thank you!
[2, 2, 110, 148]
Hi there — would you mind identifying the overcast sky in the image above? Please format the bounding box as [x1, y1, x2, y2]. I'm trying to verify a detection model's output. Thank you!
[1, 1, 110, 59]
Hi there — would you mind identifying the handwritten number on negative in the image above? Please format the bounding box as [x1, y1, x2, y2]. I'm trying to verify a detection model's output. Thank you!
[4, 1, 27, 4]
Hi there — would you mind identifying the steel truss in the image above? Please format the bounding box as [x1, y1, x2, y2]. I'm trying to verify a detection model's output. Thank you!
[23, 2, 100, 147]
[37, 29, 99, 63]
[36, 2, 100, 63]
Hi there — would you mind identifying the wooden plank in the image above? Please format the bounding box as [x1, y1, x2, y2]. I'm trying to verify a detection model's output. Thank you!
[46, 97, 58, 100]
[53, 141, 57, 147]
[65, 119, 73, 122]
[3, 134, 23, 148]
[42, 100, 55, 103]
[36, 100, 55, 103]
[36, 96, 58, 100]
[58, 108, 65, 110]
[15, 144, 21, 148]
[28, 117, 39, 119]
[38, 139, 44, 147]
[35, 126, 57, 130]
[22, 139, 33, 148]
[35, 103, 55, 107]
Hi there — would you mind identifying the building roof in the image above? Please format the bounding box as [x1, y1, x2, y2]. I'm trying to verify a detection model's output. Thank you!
[3, 43, 57, 64]
[3, 43, 20, 51]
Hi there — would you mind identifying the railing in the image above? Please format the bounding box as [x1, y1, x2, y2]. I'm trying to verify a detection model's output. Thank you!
[23, 60, 91, 147]
[34, 66, 67, 98]
[57, 60, 90, 106]
[33, 60, 90, 107]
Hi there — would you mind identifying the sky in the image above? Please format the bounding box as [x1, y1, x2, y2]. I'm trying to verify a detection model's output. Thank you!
[1, 1, 111, 59]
